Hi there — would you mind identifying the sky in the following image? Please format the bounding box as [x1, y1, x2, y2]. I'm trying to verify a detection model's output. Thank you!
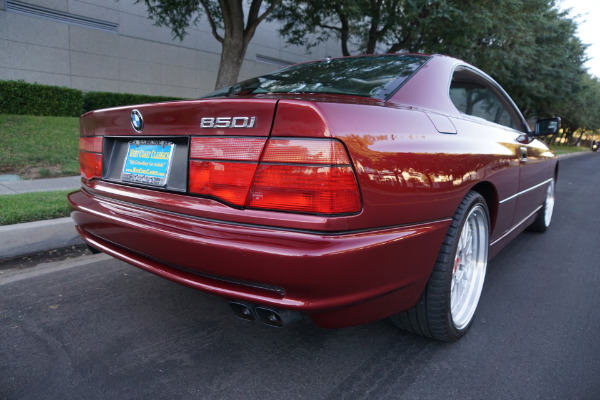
[559, 0, 600, 78]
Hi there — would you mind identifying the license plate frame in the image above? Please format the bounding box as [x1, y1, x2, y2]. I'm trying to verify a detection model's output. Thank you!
[121, 140, 175, 187]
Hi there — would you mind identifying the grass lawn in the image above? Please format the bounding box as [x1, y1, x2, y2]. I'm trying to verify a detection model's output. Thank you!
[0, 114, 80, 178]
[0, 190, 72, 225]
[549, 144, 591, 154]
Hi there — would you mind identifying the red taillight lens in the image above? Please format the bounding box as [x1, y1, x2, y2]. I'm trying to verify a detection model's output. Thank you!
[79, 137, 103, 153]
[261, 139, 350, 164]
[188, 137, 361, 215]
[189, 137, 267, 205]
[247, 139, 360, 214]
[248, 165, 361, 214]
[189, 161, 258, 206]
[79, 137, 103, 180]
[191, 137, 265, 161]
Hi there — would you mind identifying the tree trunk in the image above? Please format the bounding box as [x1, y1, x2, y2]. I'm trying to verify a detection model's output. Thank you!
[365, 0, 381, 54]
[214, 36, 247, 89]
[207, 0, 281, 89]
[340, 22, 351, 56]
[574, 129, 584, 146]
[564, 128, 574, 146]
[547, 131, 560, 146]
[333, 3, 351, 56]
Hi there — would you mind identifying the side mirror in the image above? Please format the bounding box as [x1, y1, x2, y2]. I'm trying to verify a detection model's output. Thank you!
[533, 117, 561, 136]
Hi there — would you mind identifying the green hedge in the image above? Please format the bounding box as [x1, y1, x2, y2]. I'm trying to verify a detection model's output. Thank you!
[82, 91, 181, 113]
[0, 80, 83, 117]
[0, 80, 184, 117]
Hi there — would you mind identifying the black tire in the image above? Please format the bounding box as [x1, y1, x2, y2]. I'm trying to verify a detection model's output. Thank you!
[391, 191, 490, 341]
[528, 180, 555, 233]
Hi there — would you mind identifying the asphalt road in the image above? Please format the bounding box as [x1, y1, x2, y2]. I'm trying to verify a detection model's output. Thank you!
[1, 154, 599, 400]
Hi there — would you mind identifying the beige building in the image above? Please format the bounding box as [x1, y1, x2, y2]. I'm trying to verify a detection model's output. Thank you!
[0, 0, 341, 98]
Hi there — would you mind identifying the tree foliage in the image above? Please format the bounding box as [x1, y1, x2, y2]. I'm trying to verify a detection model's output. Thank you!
[271, 0, 458, 56]
[553, 74, 600, 145]
[423, 0, 587, 120]
[136, 0, 281, 89]
[273, 0, 600, 135]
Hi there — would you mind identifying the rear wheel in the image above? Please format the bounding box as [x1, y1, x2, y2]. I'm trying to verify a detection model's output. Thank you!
[391, 191, 489, 341]
[528, 179, 555, 233]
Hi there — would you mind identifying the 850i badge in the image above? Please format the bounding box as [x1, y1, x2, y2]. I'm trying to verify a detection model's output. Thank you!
[200, 116, 256, 128]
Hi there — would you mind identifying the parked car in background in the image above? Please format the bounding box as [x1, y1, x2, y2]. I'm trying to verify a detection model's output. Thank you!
[69, 54, 559, 341]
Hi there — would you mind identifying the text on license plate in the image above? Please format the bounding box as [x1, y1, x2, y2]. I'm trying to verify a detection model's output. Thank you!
[121, 141, 175, 186]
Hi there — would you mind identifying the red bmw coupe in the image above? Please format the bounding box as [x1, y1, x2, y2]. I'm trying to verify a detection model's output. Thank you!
[68, 54, 559, 341]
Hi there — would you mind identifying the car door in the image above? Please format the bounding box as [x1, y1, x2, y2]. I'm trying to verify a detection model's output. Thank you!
[512, 133, 555, 226]
[449, 67, 537, 236]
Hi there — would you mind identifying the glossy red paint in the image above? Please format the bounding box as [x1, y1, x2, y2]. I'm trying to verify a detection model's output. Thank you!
[70, 188, 448, 317]
[80, 98, 277, 137]
[68, 54, 558, 328]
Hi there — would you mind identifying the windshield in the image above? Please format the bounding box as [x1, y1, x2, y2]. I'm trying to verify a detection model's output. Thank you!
[203, 55, 430, 100]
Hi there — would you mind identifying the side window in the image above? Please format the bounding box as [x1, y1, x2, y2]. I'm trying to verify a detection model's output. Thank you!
[450, 70, 518, 129]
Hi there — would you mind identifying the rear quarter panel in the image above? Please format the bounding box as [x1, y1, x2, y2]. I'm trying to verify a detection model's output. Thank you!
[301, 101, 525, 242]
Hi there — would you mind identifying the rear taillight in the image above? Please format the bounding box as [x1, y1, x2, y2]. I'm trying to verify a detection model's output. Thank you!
[79, 137, 102, 180]
[189, 137, 265, 206]
[190, 137, 265, 161]
[189, 137, 361, 215]
[248, 139, 360, 214]
[189, 161, 258, 206]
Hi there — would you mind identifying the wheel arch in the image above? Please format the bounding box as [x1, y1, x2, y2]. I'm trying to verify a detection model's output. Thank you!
[469, 181, 497, 233]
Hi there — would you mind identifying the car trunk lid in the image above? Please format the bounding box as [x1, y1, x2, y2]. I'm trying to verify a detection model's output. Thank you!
[80, 98, 278, 137]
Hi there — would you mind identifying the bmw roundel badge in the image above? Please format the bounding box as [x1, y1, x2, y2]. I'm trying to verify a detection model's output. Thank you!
[131, 109, 144, 132]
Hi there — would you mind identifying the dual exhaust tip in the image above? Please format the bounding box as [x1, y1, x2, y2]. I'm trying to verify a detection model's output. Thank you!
[229, 301, 303, 328]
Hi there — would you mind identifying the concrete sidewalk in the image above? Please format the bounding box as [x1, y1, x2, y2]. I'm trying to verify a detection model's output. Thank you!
[1, 176, 83, 261]
[0, 176, 81, 195]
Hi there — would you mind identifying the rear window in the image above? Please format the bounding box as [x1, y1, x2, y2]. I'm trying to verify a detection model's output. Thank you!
[204, 55, 429, 100]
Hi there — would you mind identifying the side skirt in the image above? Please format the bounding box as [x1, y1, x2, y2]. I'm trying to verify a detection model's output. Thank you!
[488, 205, 542, 260]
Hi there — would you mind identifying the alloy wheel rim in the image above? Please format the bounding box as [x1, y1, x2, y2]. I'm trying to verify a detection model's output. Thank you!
[450, 204, 489, 330]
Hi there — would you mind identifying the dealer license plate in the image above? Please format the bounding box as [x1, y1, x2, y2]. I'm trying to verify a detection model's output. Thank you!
[121, 140, 175, 187]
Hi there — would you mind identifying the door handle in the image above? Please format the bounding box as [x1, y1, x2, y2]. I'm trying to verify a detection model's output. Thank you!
[519, 146, 527, 162]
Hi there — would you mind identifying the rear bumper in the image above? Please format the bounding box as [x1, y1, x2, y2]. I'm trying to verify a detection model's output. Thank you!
[68, 188, 450, 328]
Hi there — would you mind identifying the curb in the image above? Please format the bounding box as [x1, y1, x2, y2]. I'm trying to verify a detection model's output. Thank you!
[0, 217, 83, 261]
